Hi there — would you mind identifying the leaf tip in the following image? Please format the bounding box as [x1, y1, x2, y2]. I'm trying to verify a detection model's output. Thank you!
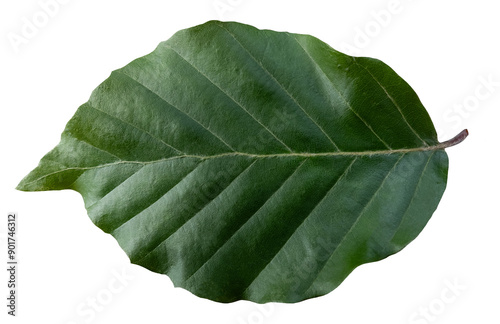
[15, 178, 31, 192]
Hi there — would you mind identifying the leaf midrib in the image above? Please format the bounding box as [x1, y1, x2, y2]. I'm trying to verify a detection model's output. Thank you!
[21, 144, 448, 189]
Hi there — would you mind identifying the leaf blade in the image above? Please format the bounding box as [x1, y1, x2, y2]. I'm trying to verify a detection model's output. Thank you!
[17, 20, 459, 303]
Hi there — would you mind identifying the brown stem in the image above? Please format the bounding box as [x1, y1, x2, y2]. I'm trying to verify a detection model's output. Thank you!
[439, 129, 469, 149]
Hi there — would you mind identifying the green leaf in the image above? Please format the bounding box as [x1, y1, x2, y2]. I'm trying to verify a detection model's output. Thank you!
[17, 21, 467, 303]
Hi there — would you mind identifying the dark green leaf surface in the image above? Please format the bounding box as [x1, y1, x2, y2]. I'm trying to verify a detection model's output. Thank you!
[18, 21, 465, 303]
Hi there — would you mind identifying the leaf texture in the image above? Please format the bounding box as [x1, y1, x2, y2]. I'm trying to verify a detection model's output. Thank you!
[18, 21, 460, 303]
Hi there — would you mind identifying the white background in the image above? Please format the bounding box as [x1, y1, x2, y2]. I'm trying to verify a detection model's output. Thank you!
[1, 0, 499, 323]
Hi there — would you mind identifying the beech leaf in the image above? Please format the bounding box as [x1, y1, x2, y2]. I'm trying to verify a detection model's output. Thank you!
[17, 21, 467, 303]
